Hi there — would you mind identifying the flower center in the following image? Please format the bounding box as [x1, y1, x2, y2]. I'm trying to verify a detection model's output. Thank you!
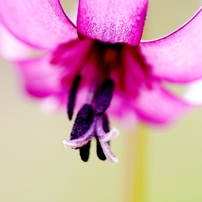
[59, 41, 122, 164]
[90, 41, 124, 80]
[54, 38, 151, 164]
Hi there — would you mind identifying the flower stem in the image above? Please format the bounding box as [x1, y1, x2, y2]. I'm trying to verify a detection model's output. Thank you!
[124, 124, 148, 202]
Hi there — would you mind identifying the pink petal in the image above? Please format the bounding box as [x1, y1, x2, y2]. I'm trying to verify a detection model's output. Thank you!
[15, 55, 66, 98]
[133, 85, 191, 124]
[0, 24, 31, 60]
[40, 96, 66, 114]
[77, 0, 148, 45]
[184, 79, 202, 105]
[140, 7, 202, 82]
[0, 0, 77, 50]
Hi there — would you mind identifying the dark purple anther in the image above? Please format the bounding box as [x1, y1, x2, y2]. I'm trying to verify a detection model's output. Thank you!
[70, 104, 94, 140]
[80, 141, 91, 162]
[96, 136, 106, 160]
[95, 78, 114, 115]
[67, 75, 81, 120]
[102, 114, 110, 133]
[96, 115, 110, 161]
[70, 104, 94, 162]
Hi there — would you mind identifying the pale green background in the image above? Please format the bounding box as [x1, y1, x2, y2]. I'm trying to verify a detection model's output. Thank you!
[0, 0, 201, 201]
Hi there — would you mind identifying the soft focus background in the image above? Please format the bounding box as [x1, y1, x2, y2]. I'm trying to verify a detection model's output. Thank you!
[0, 0, 202, 201]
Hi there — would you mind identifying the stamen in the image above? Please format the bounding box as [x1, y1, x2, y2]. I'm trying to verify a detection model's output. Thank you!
[70, 104, 94, 140]
[100, 142, 119, 165]
[79, 141, 91, 162]
[63, 121, 95, 149]
[67, 75, 81, 120]
[95, 115, 119, 164]
[95, 136, 106, 161]
[95, 78, 114, 115]
[103, 114, 110, 132]
[96, 116, 119, 141]
[99, 128, 119, 142]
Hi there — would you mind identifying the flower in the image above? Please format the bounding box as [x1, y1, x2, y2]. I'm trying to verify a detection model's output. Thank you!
[0, 0, 202, 164]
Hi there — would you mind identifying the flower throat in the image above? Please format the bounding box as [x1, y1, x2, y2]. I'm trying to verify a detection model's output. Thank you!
[62, 41, 122, 164]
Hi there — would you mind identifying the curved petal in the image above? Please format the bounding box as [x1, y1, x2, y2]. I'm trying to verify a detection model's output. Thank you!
[15, 55, 67, 98]
[77, 0, 148, 45]
[140, 7, 202, 82]
[0, 0, 77, 50]
[184, 79, 202, 105]
[0, 24, 31, 60]
[133, 85, 191, 124]
[40, 95, 67, 114]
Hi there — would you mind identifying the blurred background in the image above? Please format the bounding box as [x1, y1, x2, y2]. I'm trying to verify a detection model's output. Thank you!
[0, 0, 202, 201]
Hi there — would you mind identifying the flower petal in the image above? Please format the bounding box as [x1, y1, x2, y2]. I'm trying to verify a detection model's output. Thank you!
[184, 79, 202, 105]
[77, 0, 148, 45]
[140, 7, 202, 82]
[0, 0, 77, 49]
[0, 24, 31, 60]
[133, 85, 191, 124]
[15, 56, 66, 98]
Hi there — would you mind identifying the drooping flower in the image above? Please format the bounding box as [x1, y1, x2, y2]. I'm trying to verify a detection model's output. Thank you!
[0, 0, 202, 164]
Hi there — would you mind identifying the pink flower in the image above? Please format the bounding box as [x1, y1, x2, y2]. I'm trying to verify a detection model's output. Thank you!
[0, 0, 202, 163]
